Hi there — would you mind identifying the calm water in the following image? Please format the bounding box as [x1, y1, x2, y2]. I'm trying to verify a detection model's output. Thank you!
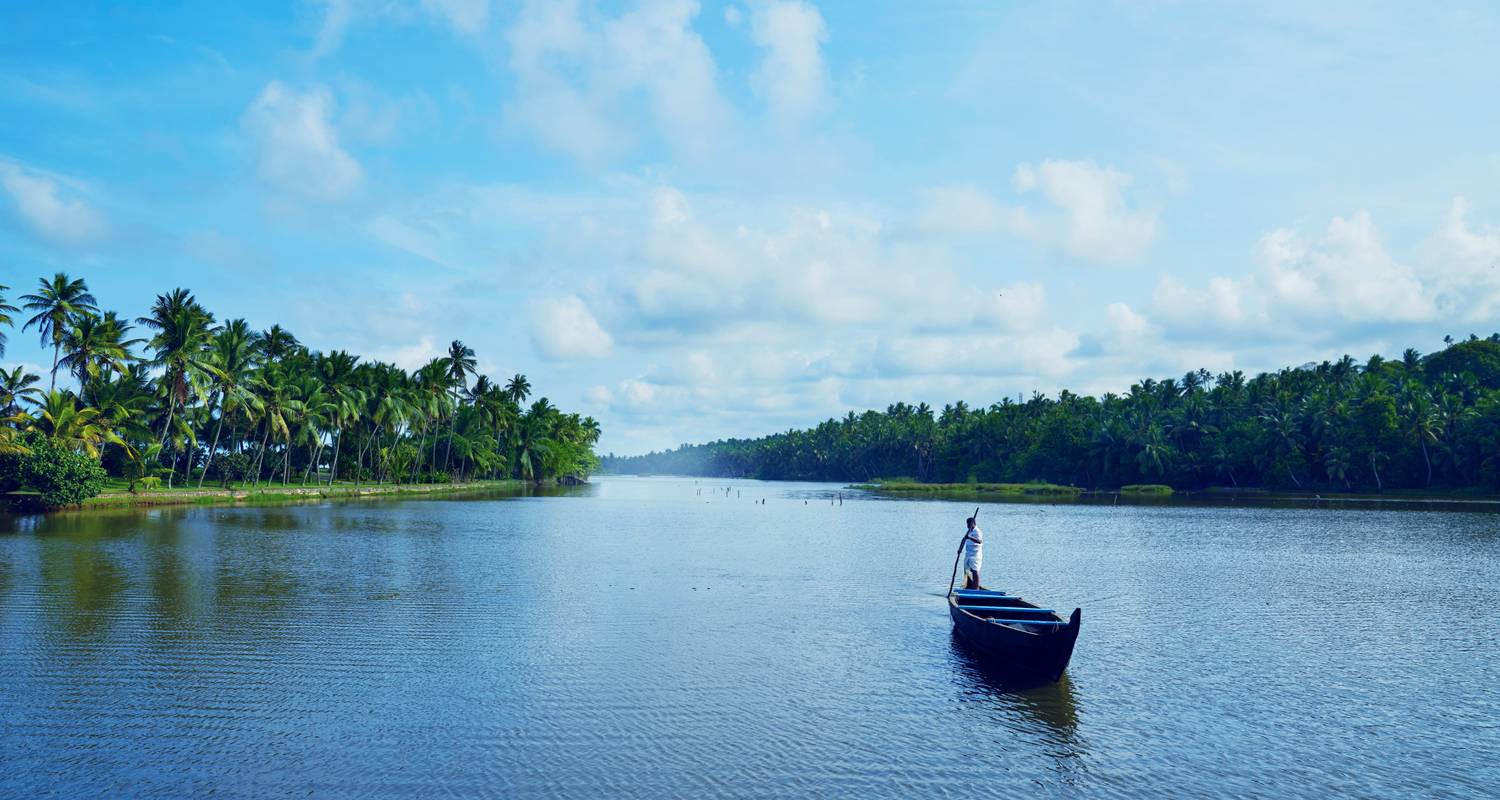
[2, 477, 1497, 798]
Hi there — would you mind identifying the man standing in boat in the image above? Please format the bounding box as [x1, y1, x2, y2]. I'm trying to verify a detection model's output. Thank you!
[962, 516, 983, 589]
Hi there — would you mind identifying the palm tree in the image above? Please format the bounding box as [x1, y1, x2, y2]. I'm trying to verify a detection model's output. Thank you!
[314, 351, 361, 485]
[442, 340, 477, 473]
[198, 320, 261, 487]
[137, 289, 219, 451]
[59, 312, 134, 385]
[0, 366, 43, 416]
[505, 373, 531, 405]
[21, 273, 98, 391]
[27, 389, 124, 458]
[0, 283, 18, 357]
[259, 324, 301, 361]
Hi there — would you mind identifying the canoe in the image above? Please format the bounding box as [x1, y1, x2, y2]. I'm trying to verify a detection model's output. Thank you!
[947, 588, 1081, 682]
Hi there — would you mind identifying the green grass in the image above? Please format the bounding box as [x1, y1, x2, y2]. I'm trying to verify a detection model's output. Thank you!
[851, 480, 1084, 497]
[1119, 484, 1174, 496]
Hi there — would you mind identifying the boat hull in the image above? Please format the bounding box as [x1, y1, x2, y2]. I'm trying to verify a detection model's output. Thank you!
[948, 597, 1081, 683]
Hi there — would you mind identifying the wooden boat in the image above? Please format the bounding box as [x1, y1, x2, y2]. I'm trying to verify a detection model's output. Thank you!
[947, 588, 1081, 682]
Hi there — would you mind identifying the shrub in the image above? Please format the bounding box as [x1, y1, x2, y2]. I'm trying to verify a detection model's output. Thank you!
[211, 452, 253, 488]
[0, 433, 108, 510]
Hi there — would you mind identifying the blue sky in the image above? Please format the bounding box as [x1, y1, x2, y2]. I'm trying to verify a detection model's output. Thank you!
[3, 1, 1500, 455]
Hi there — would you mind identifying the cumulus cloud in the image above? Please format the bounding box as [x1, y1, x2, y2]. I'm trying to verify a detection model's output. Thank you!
[1013, 159, 1158, 264]
[0, 159, 109, 245]
[243, 81, 363, 202]
[530, 295, 614, 360]
[1428, 196, 1500, 322]
[1258, 210, 1432, 323]
[505, 0, 728, 161]
[749, 0, 827, 126]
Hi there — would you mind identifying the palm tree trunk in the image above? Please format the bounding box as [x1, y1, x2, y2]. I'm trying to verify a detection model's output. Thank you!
[443, 397, 456, 473]
[198, 405, 226, 489]
[1370, 452, 1383, 491]
[49, 343, 60, 392]
[159, 394, 176, 448]
[252, 426, 271, 486]
[1422, 440, 1432, 486]
[303, 438, 324, 485]
[328, 428, 342, 486]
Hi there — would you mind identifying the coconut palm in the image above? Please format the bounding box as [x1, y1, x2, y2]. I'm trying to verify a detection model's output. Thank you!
[0, 366, 43, 416]
[198, 320, 261, 487]
[505, 373, 531, 405]
[137, 289, 219, 449]
[27, 389, 124, 458]
[21, 273, 98, 391]
[441, 340, 477, 472]
[59, 311, 134, 385]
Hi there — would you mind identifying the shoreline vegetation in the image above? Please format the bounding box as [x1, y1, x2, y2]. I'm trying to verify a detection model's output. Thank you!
[77, 478, 534, 511]
[846, 478, 1500, 510]
[604, 336, 1500, 501]
[1, 273, 601, 512]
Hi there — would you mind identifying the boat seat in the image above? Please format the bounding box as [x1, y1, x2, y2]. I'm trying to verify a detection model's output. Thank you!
[957, 604, 1053, 613]
[986, 618, 1067, 626]
[952, 589, 1007, 596]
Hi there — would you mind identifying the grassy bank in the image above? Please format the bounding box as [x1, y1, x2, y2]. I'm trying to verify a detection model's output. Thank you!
[1119, 484, 1174, 496]
[79, 479, 532, 510]
[850, 481, 1085, 499]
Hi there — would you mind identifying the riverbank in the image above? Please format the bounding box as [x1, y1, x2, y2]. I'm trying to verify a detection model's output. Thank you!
[850, 479, 1500, 511]
[76, 479, 534, 510]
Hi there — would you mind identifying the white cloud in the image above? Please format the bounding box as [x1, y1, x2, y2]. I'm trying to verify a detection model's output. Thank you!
[1152, 274, 1257, 333]
[311, 0, 353, 59]
[243, 81, 363, 202]
[422, 0, 489, 34]
[983, 281, 1047, 332]
[505, 0, 728, 161]
[1427, 196, 1500, 322]
[530, 295, 615, 360]
[1258, 210, 1432, 323]
[368, 335, 444, 371]
[1013, 159, 1158, 264]
[913, 185, 1031, 237]
[749, 0, 827, 126]
[0, 159, 109, 245]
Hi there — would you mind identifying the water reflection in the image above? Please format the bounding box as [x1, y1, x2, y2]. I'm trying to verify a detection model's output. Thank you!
[949, 630, 1081, 741]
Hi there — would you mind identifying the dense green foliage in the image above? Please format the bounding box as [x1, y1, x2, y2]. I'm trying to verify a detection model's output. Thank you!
[605, 337, 1500, 493]
[0, 432, 108, 509]
[0, 274, 600, 508]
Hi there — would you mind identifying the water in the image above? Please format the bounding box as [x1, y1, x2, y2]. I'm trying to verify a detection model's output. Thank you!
[2, 476, 1497, 798]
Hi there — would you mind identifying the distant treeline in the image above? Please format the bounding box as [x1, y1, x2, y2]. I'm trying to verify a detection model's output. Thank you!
[603, 337, 1500, 493]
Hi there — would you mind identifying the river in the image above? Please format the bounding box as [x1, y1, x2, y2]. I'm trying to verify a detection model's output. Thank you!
[1, 476, 1496, 797]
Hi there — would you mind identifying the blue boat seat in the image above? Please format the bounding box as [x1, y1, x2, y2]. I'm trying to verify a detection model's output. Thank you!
[986, 618, 1067, 626]
[957, 604, 1054, 613]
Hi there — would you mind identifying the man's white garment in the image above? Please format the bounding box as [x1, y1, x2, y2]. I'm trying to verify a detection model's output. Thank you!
[964, 527, 983, 572]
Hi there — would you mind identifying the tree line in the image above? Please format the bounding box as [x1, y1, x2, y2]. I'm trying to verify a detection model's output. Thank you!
[604, 336, 1500, 493]
[1, 273, 600, 507]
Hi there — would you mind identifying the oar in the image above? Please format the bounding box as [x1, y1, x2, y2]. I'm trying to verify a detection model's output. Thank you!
[946, 507, 980, 598]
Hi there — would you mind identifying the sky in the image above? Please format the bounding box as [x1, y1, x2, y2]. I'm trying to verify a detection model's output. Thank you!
[3, 1, 1500, 455]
